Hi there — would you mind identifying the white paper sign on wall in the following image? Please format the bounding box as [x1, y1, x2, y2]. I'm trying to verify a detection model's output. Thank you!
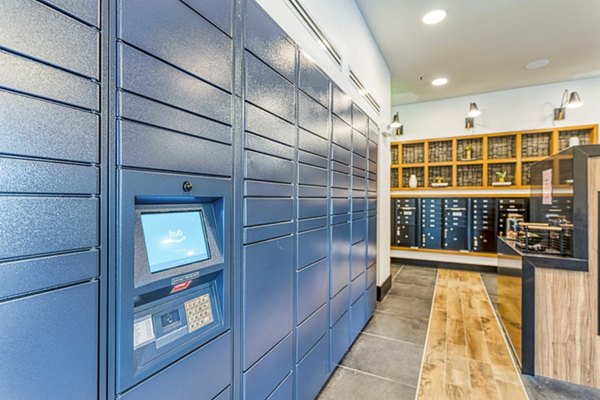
[542, 169, 553, 205]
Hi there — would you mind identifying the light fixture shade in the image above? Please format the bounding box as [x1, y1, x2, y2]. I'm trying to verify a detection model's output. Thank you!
[468, 102, 481, 118]
[390, 113, 402, 128]
[567, 91, 583, 108]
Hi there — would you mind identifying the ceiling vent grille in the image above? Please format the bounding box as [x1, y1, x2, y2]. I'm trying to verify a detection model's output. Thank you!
[349, 69, 381, 114]
[287, 0, 342, 66]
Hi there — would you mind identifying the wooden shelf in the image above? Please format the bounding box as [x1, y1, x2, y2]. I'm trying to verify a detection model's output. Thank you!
[389, 124, 598, 191]
[390, 246, 498, 258]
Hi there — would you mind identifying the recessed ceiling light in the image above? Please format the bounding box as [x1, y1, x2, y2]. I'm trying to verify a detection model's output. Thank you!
[524, 59, 550, 70]
[423, 10, 446, 25]
[431, 77, 448, 86]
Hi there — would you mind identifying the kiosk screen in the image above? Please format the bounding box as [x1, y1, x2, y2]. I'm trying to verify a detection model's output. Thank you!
[141, 211, 210, 273]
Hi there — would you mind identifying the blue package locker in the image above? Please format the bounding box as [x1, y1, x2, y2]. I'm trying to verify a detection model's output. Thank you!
[112, 0, 235, 399]
[0, 0, 104, 398]
[329, 84, 353, 372]
[296, 52, 331, 400]
[242, 2, 297, 398]
[0, 1, 379, 399]
[367, 120, 378, 317]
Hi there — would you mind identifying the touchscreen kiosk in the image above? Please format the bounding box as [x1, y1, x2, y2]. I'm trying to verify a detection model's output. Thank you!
[141, 211, 211, 273]
[116, 171, 231, 394]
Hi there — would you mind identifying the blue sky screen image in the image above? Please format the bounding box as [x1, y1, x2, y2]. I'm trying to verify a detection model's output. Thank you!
[141, 211, 210, 273]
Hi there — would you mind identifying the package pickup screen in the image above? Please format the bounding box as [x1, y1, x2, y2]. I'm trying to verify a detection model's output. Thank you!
[141, 211, 210, 273]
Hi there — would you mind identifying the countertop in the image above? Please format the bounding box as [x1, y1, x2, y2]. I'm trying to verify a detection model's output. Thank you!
[497, 236, 587, 272]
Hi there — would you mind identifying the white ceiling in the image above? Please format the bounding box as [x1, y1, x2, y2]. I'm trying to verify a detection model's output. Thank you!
[354, 0, 600, 106]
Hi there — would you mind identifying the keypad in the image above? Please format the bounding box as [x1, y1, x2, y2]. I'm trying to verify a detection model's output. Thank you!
[185, 294, 213, 333]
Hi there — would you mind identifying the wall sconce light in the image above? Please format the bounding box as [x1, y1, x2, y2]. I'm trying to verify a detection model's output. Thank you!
[468, 102, 481, 117]
[465, 102, 480, 129]
[394, 125, 404, 136]
[554, 90, 583, 120]
[390, 112, 401, 128]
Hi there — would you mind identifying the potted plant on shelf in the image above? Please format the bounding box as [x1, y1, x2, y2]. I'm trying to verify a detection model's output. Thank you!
[431, 176, 448, 188]
[493, 170, 511, 186]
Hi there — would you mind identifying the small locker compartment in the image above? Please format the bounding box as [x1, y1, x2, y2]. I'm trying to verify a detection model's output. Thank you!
[329, 311, 350, 369]
[0, 282, 98, 400]
[243, 334, 293, 400]
[471, 198, 498, 252]
[443, 198, 469, 251]
[392, 198, 419, 247]
[296, 336, 328, 400]
[421, 198, 443, 249]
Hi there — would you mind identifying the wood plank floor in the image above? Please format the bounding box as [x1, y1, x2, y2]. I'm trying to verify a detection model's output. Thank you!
[417, 269, 528, 400]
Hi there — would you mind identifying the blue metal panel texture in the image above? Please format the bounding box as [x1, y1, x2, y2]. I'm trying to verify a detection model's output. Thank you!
[0, 90, 99, 163]
[0, 158, 98, 194]
[0, 251, 98, 300]
[298, 197, 328, 220]
[0, 51, 99, 111]
[244, 198, 294, 226]
[350, 272, 366, 304]
[329, 311, 350, 369]
[298, 164, 327, 186]
[243, 334, 293, 399]
[352, 104, 369, 135]
[246, 103, 296, 147]
[299, 92, 329, 139]
[298, 52, 330, 108]
[245, 151, 294, 182]
[332, 84, 352, 125]
[332, 115, 352, 150]
[266, 372, 293, 400]
[120, 0, 232, 92]
[297, 228, 328, 269]
[245, 51, 295, 123]
[118, 43, 231, 125]
[368, 216, 377, 268]
[299, 129, 329, 158]
[351, 240, 367, 280]
[243, 237, 294, 370]
[182, 0, 233, 36]
[213, 386, 232, 400]
[352, 219, 367, 244]
[297, 259, 328, 323]
[118, 333, 232, 400]
[0, 283, 98, 399]
[350, 294, 367, 341]
[0, 197, 98, 260]
[1, 0, 99, 78]
[296, 304, 327, 361]
[296, 335, 328, 400]
[330, 285, 349, 327]
[42, 0, 99, 27]
[298, 151, 328, 169]
[330, 222, 351, 296]
[245, 0, 296, 82]
[367, 281, 377, 316]
[332, 144, 351, 166]
[353, 130, 368, 158]
[367, 264, 377, 288]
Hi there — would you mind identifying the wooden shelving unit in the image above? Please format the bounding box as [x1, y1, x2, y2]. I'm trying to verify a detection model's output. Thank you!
[390, 124, 597, 191]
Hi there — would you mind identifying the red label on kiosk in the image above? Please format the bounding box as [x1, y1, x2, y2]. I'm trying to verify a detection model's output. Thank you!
[170, 280, 192, 294]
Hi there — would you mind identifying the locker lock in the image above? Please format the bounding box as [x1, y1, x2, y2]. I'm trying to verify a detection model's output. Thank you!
[182, 181, 193, 192]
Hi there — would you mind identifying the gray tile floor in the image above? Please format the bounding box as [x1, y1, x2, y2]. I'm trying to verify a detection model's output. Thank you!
[319, 265, 600, 400]
[318, 264, 436, 400]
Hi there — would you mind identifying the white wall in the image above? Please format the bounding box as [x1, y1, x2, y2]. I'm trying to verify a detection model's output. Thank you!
[257, 0, 393, 286]
[393, 77, 600, 141]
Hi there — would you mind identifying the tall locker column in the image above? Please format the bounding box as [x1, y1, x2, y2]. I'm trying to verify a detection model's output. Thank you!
[295, 51, 331, 400]
[366, 120, 379, 316]
[329, 84, 353, 370]
[0, 1, 102, 398]
[241, 2, 297, 399]
[349, 104, 369, 342]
